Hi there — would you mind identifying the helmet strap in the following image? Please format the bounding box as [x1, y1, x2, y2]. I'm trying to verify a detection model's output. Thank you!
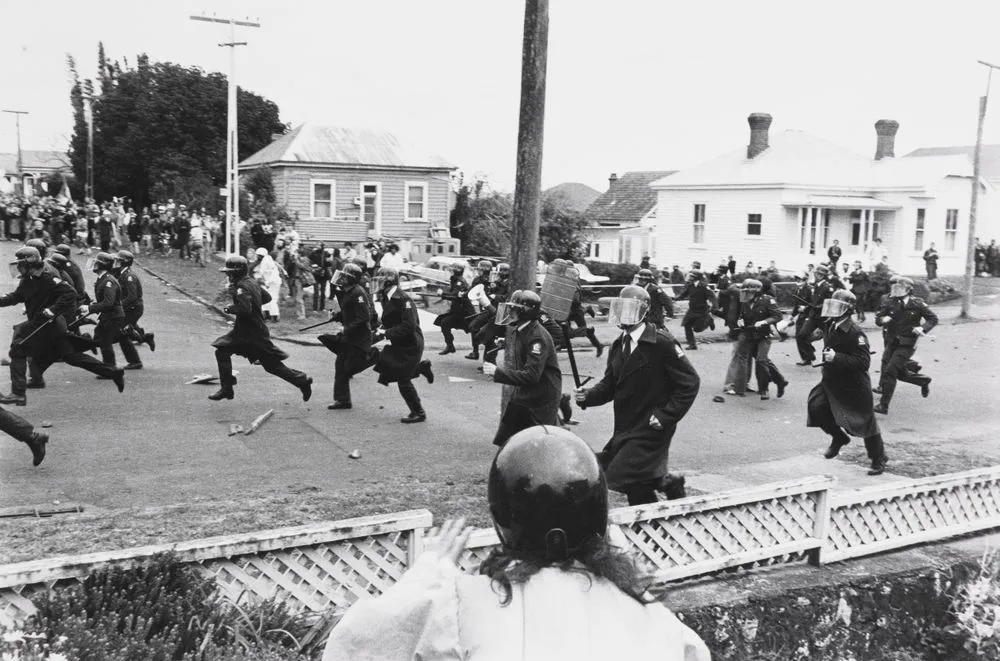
[544, 528, 570, 562]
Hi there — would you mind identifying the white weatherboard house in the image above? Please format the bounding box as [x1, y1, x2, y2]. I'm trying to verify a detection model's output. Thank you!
[650, 114, 996, 277]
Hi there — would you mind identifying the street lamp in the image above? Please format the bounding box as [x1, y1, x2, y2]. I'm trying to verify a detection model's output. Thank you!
[190, 13, 260, 258]
[962, 59, 1000, 319]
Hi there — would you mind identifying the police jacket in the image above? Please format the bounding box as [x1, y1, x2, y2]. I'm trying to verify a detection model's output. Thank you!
[375, 287, 424, 383]
[88, 272, 126, 322]
[0, 263, 76, 330]
[63, 259, 89, 304]
[333, 283, 373, 349]
[211, 276, 289, 362]
[807, 318, 879, 437]
[644, 283, 673, 327]
[492, 319, 561, 426]
[807, 279, 840, 320]
[118, 267, 144, 312]
[876, 296, 938, 346]
[738, 293, 782, 339]
[791, 282, 813, 317]
[848, 270, 870, 294]
[676, 281, 714, 314]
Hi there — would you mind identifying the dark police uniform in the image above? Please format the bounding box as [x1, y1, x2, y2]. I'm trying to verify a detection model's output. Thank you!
[677, 281, 716, 348]
[433, 273, 472, 352]
[491, 319, 562, 446]
[0, 264, 121, 399]
[212, 275, 311, 395]
[118, 265, 154, 357]
[480, 278, 510, 365]
[88, 270, 127, 366]
[580, 324, 700, 503]
[796, 277, 840, 364]
[319, 282, 374, 406]
[643, 282, 675, 329]
[874, 296, 937, 410]
[730, 292, 784, 396]
[807, 318, 886, 468]
[374, 286, 427, 417]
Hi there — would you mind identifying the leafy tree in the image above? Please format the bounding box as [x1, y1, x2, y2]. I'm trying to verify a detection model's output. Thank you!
[67, 45, 285, 209]
[538, 194, 588, 262]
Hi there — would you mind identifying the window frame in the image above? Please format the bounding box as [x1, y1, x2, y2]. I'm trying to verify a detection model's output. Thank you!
[359, 181, 382, 234]
[309, 179, 336, 220]
[914, 208, 926, 252]
[404, 181, 429, 222]
[944, 208, 959, 251]
[747, 213, 762, 237]
[692, 203, 706, 244]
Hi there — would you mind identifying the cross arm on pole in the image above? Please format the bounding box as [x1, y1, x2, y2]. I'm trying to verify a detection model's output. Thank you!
[190, 15, 260, 28]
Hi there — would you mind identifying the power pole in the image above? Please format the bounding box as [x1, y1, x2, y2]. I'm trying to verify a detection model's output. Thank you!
[190, 13, 260, 257]
[502, 0, 549, 406]
[2, 110, 29, 194]
[81, 95, 94, 201]
[962, 59, 1000, 319]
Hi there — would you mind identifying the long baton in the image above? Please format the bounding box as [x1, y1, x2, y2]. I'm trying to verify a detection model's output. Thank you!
[562, 322, 584, 388]
[298, 317, 337, 333]
[15, 318, 54, 346]
[68, 314, 94, 329]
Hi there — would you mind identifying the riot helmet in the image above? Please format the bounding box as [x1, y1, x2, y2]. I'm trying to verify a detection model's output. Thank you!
[636, 269, 654, 286]
[374, 266, 400, 293]
[89, 251, 115, 273]
[608, 284, 650, 329]
[10, 246, 43, 279]
[25, 239, 47, 260]
[739, 278, 763, 303]
[890, 276, 914, 298]
[331, 263, 363, 288]
[495, 289, 542, 326]
[488, 426, 608, 562]
[821, 289, 856, 319]
[220, 255, 249, 279]
[490, 262, 511, 284]
[477, 260, 493, 275]
[115, 250, 135, 267]
[47, 253, 69, 270]
[54, 244, 72, 258]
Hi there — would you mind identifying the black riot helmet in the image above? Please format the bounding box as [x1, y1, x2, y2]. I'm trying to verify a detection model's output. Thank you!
[495, 289, 542, 326]
[490, 262, 511, 284]
[47, 252, 69, 270]
[331, 263, 363, 288]
[10, 246, 43, 279]
[220, 255, 249, 279]
[488, 426, 608, 562]
[115, 250, 135, 268]
[739, 278, 763, 303]
[25, 239, 47, 260]
[54, 244, 72, 258]
[91, 251, 115, 273]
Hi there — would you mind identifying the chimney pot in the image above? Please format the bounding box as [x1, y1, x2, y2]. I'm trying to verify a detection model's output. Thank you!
[874, 119, 899, 160]
[608, 173, 618, 189]
[747, 113, 773, 159]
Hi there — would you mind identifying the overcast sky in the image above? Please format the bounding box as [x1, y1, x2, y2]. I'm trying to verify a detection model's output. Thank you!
[4, 0, 1000, 193]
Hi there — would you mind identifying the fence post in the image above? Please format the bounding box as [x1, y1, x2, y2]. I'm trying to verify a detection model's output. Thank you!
[809, 484, 832, 566]
[407, 524, 426, 569]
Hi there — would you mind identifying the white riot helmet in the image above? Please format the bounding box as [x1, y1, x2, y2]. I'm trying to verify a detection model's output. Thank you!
[608, 285, 650, 329]
[821, 289, 856, 319]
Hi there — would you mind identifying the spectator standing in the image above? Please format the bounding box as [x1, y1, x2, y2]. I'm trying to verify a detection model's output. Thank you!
[866, 237, 887, 270]
[173, 208, 191, 259]
[727, 255, 736, 275]
[669, 265, 685, 285]
[919, 243, 940, 280]
[342, 241, 358, 262]
[379, 243, 405, 269]
[827, 239, 843, 271]
[310, 243, 332, 311]
[847, 261, 870, 322]
[252, 247, 282, 321]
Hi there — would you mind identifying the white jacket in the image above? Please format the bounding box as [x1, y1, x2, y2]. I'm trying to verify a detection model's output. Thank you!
[322, 554, 711, 661]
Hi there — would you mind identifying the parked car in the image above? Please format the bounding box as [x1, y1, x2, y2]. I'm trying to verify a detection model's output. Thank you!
[536, 262, 611, 290]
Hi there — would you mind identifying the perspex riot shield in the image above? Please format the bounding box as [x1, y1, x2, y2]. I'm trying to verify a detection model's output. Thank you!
[539, 262, 579, 322]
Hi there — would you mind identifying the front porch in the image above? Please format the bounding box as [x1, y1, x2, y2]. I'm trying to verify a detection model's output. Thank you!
[783, 196, 901, 268]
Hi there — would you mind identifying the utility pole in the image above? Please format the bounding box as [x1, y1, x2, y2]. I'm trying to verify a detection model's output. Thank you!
[963, 59, 1000, 319]
[2, 110, 29, 194]
[502, 0, 549, 406]
[81, 95, 94, 201]
[190, 13, 260, 257]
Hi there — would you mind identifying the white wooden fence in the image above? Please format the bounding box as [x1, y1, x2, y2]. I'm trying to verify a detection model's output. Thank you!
[3, 467, 1000, 629]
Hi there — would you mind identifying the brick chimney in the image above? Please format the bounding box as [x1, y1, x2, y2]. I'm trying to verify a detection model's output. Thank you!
[746, 113, 772, 159]
[874, 119, 899, 160]
[608, 172, 618, 190]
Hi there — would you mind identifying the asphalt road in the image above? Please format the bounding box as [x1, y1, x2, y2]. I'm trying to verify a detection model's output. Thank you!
[1, 242, 999, 512]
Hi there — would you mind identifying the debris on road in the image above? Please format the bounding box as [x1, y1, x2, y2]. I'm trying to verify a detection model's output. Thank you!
[712, 395, 726, 403]
[244, 409, 275, 435]
[40, 421, 53, 428]
[228, 424, 244, 436]
[187, 371, 238, 385]
[348, 449, 361, 459]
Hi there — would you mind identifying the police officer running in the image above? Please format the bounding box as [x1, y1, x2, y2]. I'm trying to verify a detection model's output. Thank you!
[320, 263, 374, 410]
[807, 290, 888, 475]
[873, 276, 936, 415]
[576, 285, 700, 504]
[433, 263, 472, 355]
[114, 250, 156, 364]
[725, 279, 787, 399]
[0, 247, 124, 406]
[483, 290, 562, 446]
[208, 255, 313, 402]
[636, 268, 674, 329]
[84, 251, 131, 372]
[795, 263, 841, 366]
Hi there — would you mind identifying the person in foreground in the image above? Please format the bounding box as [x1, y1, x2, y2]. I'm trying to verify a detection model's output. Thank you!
[321, 426, 711, 661]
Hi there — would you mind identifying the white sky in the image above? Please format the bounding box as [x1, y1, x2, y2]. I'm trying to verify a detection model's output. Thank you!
[4, 0, 1000, 193]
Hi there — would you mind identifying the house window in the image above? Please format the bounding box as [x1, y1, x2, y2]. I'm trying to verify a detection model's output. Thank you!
[945, 208, 959, 251]
[405, 182, 428, 221]
[693, 204, 706, 243]
[360, 183, 380, 231]
[914, 208, 925, 251]
[850, 209, 880, 248]
[310, 180, 335, 219]
[592, 243, 600, 258]
[747, 213, 762, 236]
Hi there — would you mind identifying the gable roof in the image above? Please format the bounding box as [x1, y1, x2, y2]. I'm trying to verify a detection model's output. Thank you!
[651, 129, 977, 193]
[239, 124, 454, 170]
[543, 182, 601, 212]
[905, 145, 1000, 181]
[0, 151, 70, 173]
[582, 170, 675, 226]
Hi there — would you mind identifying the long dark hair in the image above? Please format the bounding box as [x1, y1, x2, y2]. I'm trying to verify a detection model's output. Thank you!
[478, 535, 652, 606]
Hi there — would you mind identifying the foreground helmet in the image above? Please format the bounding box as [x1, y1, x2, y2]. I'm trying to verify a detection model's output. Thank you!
[636, 269, 654, 285]
[374, 266, 400, 292]
[739, 278, 763, 303]
[25, 239, 47, 259]
[54, 244, 72, 258]
[488, 426, 608, 562]
[821, 289, 857, 318]
[90, 251, 115, 273]
[890, 276, 914, 298]
[330, 263, 363, 288]
[495, 289, 542, 326]
[608, 284, 650, 328]
[115, 250, 135, 267]
[10, 246, 43, 279]
[220, 255, 249, 278]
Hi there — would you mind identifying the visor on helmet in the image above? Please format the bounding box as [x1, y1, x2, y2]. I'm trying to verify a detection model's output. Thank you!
[889, 283, 911, 298]
[739, 288, 760, 303]
[329, 269, 353, 288]
[85, 257, 97, 272]
[494, 301, 519, 325]
[821, 298, 852, 318]
[608, 297, 648, 327]
[8, 262, 23, 279]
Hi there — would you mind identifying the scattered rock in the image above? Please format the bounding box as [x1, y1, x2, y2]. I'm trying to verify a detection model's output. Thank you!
[712, 395, 726, 403]
[40, 421, 53, 428]
[348, 449, 361, 459]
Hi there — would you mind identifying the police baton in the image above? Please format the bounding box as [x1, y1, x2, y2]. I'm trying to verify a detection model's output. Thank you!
[562, 322, 586, 388]
[298, 318, 337, 333]
[15, 318, 55, 347]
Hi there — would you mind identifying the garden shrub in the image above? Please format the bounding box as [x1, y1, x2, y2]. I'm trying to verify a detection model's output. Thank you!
[583, 260, 640, 285]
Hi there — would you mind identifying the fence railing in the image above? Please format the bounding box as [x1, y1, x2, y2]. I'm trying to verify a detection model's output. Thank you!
[3, 468, 1000, 629]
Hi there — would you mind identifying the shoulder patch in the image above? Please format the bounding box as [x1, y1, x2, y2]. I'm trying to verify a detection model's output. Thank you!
[52, 277, 60, 285]
[858, 335, 868, 346]
[236, 288, 244, 295]
[530, 341, 543, 355]
[357, 296, 364, 303]
[404, 301, 412, 309]
[674, 343, 686, 358]
[105, 281, 113, 288]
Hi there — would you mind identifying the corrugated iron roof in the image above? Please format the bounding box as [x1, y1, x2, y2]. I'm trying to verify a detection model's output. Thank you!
[582, 170, 675, 226]
[905, 145, 1000, 181]
[0, 150, 70, 173]
[239, 124, 454, 170]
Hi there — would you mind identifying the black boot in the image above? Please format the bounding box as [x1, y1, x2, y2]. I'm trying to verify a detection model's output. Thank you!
[439, 344, 456, 355]
[587, 328, 603, 357]
[864, 434, 888, 475]
[419, 360, 434, 384]
[208, 378, 235, 401]
[26, 432, 47, 466]
[658, 474, 687, 500]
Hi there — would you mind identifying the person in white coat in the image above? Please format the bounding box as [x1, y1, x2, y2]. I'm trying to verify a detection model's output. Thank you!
[322, 426, 711, 661]
[252, 247, 282, 321]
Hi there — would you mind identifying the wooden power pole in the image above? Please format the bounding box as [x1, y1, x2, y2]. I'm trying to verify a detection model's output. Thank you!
[502, 0, 549, 406]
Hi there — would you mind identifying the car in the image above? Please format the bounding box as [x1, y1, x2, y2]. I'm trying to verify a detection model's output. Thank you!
[536, 262, 611, 289]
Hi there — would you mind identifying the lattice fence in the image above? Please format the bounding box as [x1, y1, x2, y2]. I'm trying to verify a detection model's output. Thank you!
[0, 510, 431, 629]
[825, 467, 1000, 563]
